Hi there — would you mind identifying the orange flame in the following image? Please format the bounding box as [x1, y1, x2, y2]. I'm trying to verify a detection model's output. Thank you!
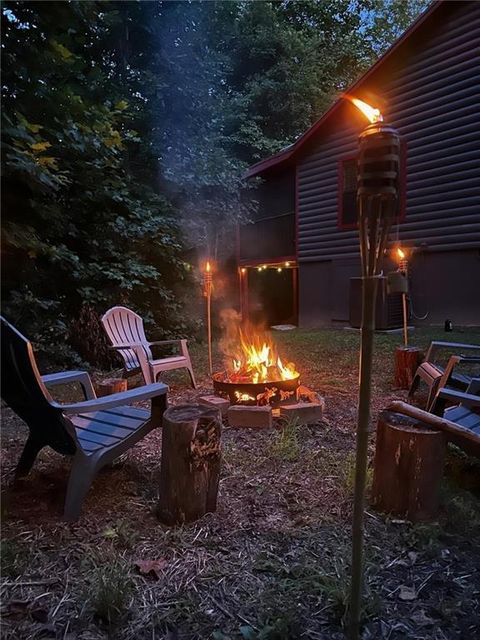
[226, 327, 298, 383]
[347, 96, 383, 123]
[397, 248, 406, 259]
[206, 261, 211, 273]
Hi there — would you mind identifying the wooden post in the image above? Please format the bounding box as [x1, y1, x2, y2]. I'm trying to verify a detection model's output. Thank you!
[158, 404, 221, 525]
[96, 377, 127, 397]
[394, 345, 422, 389]
[372, 410, 446, 521]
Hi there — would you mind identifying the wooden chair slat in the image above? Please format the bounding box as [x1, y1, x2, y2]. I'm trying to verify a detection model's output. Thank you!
[76, 408, 148, 429]
[72, 416, 136, 438]
[445, 406, 480, 429]
[74, 427, 122, 447]
[104, 406, 150, 420]
[75, 438, 104, 452]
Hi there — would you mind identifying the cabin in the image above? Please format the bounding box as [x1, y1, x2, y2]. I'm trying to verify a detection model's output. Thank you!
[239, 0, 480, 329]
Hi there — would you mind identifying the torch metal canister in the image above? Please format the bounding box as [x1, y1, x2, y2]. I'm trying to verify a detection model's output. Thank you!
[357, 121, 401, 275]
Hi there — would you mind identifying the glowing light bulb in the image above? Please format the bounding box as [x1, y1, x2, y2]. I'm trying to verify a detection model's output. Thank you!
[277, 267, 282, 273]
[285, 261, 290, 267]
[241, 267, 246, 274]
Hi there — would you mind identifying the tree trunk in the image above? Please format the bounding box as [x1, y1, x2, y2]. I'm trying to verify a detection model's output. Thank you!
[158, 404, 222, 525]
[372, 410, 446, 521]
[394, 346, 422, 389]
[96, 378, 127, 396]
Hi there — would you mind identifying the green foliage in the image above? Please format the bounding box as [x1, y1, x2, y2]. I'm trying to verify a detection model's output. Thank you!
[1, 1, 190, 365]
[269, 417, 301, 462]
[84, 552, 134, 626]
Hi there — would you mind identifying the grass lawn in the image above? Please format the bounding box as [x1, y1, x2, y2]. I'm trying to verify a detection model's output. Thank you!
[1, 327, 480, 639]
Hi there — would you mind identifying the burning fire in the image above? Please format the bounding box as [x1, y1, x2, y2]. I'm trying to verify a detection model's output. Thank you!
[397, 248, 406, 259]
[226, 327, 298, 384]
[346, 95, 383, 123]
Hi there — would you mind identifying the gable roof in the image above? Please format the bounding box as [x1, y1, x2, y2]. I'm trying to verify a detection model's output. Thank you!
[245, 0, 445, 178]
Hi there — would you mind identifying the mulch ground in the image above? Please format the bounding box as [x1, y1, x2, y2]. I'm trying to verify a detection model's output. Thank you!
[1, 328, 479, 640]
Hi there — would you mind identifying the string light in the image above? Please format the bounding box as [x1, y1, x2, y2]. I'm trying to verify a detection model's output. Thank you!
[277, 267, 282, 273]
[285, 261, 290, 267]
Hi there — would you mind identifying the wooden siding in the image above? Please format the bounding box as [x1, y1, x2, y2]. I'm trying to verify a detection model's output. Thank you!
[297, 1, 480, 263]
[240, 169, 295, 261]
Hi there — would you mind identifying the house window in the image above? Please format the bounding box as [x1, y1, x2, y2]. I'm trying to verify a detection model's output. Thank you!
[339, 159, 358, 228]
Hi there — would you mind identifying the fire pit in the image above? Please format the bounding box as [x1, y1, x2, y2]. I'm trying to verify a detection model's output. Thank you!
[213, 325, 300, 406]
[212, 371, 299, 406]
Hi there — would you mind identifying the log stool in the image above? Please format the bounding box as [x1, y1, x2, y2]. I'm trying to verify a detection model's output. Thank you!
[158, 404, 222, 525]
[96, 377, 128, 397]
[394, 346, 423, 390]
[372, 410, 446, 522]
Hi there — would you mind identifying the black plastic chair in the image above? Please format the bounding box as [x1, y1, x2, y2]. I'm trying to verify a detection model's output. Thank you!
[1, 316, 168, 520]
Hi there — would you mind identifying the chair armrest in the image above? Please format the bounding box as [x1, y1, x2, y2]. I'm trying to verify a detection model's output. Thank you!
[109, 343, 144, 350]
[53, 382, 168, 415]
[42, 370, 96, 400]
[437, 387, 480, 408]
[426, 341, 480, 361]
[148, 340, 185, 347]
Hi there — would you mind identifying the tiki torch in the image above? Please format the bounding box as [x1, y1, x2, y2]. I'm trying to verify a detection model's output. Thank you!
[397, 247, 409, 346]
[203, 260, 213, 375]
[347, 97, 401, 639]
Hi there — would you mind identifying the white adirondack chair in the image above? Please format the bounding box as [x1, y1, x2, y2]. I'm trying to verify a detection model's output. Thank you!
[101, 306, 197, 388]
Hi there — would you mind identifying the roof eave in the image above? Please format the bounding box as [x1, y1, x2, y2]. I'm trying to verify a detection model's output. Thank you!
[245, 0, 443, 179]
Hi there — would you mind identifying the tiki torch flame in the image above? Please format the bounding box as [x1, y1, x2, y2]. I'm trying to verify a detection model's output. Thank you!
[347, 96, 383, 123]
[206, 261, 211, 273]
[397, 248, 406, 260]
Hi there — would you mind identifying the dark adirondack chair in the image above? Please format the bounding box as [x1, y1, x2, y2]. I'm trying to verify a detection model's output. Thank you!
[1, 317, 168, 520]
[408, 341, 480, 410]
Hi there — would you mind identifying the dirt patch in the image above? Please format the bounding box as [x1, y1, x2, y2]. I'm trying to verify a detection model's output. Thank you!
[1, 328, 480, 639]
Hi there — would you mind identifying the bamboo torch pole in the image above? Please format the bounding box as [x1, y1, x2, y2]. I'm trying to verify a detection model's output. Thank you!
[399, 256, 409, 347]
[204, 261, 213, 375]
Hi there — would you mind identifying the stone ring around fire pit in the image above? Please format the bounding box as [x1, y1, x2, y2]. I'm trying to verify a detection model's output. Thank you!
[212, 371, 300, 406]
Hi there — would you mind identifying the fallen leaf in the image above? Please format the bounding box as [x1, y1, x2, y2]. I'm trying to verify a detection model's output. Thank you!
[399, 585, 417, 601]
[134, 558, 168, 580]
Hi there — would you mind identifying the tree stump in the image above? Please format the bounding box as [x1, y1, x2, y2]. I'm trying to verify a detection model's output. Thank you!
[158, 404, 222, 525]
[394, 346, 422, 389]
[371, 410, 446, 521]
[96, 377, 127, 397]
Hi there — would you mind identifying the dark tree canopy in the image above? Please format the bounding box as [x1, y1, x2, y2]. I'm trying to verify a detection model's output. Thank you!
[1, 0, 429, 365]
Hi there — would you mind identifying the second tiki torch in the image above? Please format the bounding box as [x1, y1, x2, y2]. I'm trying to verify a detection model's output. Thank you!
[203, 260, 213, 375]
